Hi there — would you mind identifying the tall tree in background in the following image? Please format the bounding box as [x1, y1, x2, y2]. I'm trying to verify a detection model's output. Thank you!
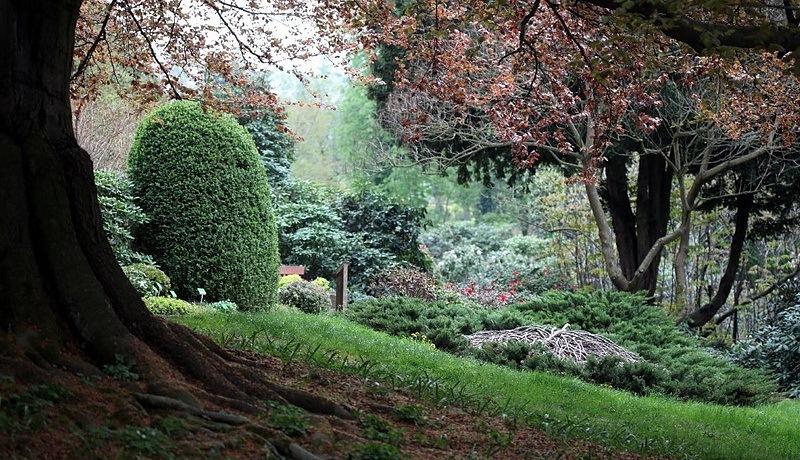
[336, 0, 800, 323]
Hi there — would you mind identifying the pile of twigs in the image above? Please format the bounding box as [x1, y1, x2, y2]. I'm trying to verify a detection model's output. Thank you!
[464, 324, 640, 364]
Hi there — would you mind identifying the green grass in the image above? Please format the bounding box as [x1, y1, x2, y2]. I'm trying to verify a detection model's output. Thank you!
[175, 311, 800, 460]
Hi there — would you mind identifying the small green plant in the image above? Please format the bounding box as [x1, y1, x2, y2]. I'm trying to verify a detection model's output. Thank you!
[478, 420, 516, 457]
[347, 441, 402, 460]
[103, 354, 140, 382]
[392, 403, 429, 426]
[144, 296, 198, 315]
[83, 424, 170, 458]
[123, 263, 171, 297]
[156, 416, 191, 437]
[266, 401, 310, 436]
[279, 280, 330, 314]
[359, 413, 404, 446]
[201, 299, 239, 312]
[0, 384, 72, 433]
[311, 277, 331, 290]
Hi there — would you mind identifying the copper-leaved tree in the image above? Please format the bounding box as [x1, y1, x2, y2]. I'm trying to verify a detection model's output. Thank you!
[331, 0, 800, 325]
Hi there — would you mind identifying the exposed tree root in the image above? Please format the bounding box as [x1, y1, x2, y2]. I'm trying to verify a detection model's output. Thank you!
[134, 393, 251, 425]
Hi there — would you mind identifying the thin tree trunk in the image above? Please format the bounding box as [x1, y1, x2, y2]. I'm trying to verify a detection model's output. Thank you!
[686, 191, 754, 327]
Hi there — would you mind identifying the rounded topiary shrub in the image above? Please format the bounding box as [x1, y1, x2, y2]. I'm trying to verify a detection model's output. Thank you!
[279, 281, 330, 314]
[128, 100, 279, 310]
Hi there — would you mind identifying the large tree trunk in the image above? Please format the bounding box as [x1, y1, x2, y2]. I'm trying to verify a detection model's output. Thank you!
[0, 2, 348, 457]
[603, 153, 673, 296]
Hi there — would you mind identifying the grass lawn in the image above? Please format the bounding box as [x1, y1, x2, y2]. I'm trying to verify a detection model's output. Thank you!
[176, 310, 800, 460]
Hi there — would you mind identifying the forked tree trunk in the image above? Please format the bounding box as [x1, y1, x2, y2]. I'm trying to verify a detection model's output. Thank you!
[0, 2, 349, 451]
[603, 153, 673, 296]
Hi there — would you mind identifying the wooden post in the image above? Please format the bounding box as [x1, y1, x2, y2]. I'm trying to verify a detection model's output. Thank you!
[334, 262, 349, 311]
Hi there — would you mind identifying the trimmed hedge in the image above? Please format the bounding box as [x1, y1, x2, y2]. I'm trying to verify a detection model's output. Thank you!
[128, 101, 279, 310]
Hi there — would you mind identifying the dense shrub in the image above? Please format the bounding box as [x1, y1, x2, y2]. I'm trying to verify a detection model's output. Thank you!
[345, 297, 479, 352]
[279, 281, 330, 314]
[345, 291, 777, 405]
[128, 100, 279, 310]
[274, 179, 428, 292]
[368, 267, 439, 300]
[336, 188, 430, 271]
[144, 297, 198, 315]
[274, 179, 352, 281]
[435, 244, 484, 283]
[123, 263, 171, 297]
[432, 230, 563, 301]
[238, 109, 295, 185]
[278, 274, 304, 288]
[95, 170, 153, 266]
[510, 290, 775, 405]
[311, 277, 331, 290]
[733, 301, 800, 397]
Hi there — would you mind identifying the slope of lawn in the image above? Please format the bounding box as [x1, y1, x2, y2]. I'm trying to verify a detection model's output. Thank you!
[176, 311, 800, 460]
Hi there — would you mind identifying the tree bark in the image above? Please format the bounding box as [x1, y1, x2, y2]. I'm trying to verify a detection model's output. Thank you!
[0, 2, 350, 453]
[633, 154, 673, 295]
[602, 153, 673, 296]
[604, 155, 638, 279]
[686, 191, 754, 327]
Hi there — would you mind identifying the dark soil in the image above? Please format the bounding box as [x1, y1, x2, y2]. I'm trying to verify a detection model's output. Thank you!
[0, 342, 670, 459]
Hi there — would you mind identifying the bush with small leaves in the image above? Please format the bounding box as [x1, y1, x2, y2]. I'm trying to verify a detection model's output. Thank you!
[201, 300, 239, 312]
[420, 221, 515, 259]
[95, 169, 154, 266]
[278, 274, 303, 289]
[279, 280, 330, 314]
[346, 290, 776, 405]
[144, 296, 198, 315]
[733, 302, 800, 397]
[128, 100, 279, 310]
[123, 263, 171, 297]
[311, 277, 331, 290]
[368, 266, 439, 300]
